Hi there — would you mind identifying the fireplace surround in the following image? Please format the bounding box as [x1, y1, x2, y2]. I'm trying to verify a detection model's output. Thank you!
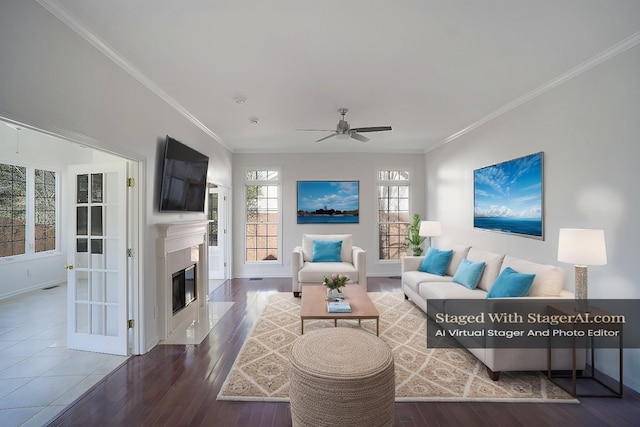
[157, 221, 208, 339]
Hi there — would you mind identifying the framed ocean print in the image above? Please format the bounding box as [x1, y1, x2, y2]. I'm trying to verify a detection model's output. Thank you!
[473, 152, 544, 239]
[297, 180, 359, 224]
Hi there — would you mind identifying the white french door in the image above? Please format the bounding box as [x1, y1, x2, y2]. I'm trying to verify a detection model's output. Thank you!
[208, 184, 228, 282]
[66, 162, 128, 355]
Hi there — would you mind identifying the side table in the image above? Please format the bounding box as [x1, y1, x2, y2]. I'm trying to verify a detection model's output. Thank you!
[547, 303, 623, 397]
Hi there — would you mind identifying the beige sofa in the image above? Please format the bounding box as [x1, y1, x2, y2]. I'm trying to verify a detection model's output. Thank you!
[402, 245, 584, 380]
[292, 234, 367, 297]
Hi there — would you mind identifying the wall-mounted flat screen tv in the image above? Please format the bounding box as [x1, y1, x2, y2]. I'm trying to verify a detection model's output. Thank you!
[159, 136, 209, 212]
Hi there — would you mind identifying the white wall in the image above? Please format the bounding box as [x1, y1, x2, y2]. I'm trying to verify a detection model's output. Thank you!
[0, 1, 233, 352]
[232, 152, 425, 279]
[424, 45, 640, 391]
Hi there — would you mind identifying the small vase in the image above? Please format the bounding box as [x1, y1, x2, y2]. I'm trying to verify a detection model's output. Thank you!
[326, 288, 341, 299]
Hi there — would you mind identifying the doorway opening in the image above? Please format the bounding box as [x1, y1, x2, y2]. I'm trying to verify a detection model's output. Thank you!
[208, 183, 230, 294]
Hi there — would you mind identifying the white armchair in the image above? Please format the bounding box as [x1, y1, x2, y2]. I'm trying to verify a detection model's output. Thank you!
[292, 234, 367, 297]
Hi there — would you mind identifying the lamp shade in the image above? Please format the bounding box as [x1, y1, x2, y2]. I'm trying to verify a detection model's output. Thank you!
[419, 221, 441, 237]
[557, 228, 607, 266]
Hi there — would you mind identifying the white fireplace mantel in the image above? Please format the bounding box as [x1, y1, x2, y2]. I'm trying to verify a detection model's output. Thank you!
[157, 221, 208, 254]
[157, 221, 209, 340]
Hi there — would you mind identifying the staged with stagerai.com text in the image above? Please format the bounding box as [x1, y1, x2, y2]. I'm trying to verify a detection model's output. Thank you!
[434, 312, 626, 326]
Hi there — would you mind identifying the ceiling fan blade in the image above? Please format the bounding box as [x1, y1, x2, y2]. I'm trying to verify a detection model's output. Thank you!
[316, 133, 337, 142]
[296, 128, 335, 132]
[350, 132, 369, 142]
[351, 126, 392, 133]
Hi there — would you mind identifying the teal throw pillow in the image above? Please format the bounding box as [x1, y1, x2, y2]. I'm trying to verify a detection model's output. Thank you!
[452, 258, 486, 289]
[312, 240, 342, 262]
[418, 247, 453, 276]
[487, 267, 536, 298]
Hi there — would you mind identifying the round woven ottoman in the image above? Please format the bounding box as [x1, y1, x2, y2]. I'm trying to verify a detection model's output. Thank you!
[289, 327, 395, 427]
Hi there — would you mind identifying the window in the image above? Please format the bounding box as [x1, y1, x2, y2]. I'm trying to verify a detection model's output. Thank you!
[377, 170, 410, 260]
[0, 162, 58, 258]
[0, 163, 26, 256]
[34, 169, 56, 252]
[245, 169, 280, 262]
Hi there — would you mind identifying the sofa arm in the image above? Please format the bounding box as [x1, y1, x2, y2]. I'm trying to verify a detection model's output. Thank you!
[352, 246, 367, 291]
[401, 256, 424, 276]
[292, 246, 304, 292]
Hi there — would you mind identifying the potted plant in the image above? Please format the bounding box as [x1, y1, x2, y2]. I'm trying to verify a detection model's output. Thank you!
[323, 273, 349, 298]
[406, 213, 426, 256]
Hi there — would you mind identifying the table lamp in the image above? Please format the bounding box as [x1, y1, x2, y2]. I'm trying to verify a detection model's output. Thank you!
[419, 221, 441, 249]
[557, 228, 607, 312]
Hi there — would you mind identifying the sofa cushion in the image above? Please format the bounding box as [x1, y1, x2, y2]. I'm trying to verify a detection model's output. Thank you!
[467, 248, 505, 292]
[298, 261, 358, 283]
[403, 270, 453, 294]
[487, 267, 535, 298]
[501, 255, 565, 297]
[302, 234, 353, 263]
[419, 248, 453, 276]
[420, 281, 487, 312]
[452, 259, 486, 289]
[311, 240, 342, 262]
[446, 245, 472, 276]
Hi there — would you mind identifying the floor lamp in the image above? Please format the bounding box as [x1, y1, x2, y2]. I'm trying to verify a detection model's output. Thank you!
[419, 221, 441, 250]
[557, 228, 607, 312]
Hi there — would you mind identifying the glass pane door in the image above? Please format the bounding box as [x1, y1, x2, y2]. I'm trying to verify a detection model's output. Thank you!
[67, 163, 127, 355]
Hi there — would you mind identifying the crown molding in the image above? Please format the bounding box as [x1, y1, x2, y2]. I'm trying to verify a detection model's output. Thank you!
[36, 0, 232, 152]
[429, 30, 640, 153]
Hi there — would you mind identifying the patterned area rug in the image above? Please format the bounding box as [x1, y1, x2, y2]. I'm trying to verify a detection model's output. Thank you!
[217, 292, 577, 402]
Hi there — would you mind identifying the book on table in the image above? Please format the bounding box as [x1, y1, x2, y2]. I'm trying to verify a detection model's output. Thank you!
[327, 301, 352, 313]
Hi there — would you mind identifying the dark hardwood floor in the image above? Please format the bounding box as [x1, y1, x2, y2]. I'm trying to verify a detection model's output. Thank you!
[48, 277, 640, 426]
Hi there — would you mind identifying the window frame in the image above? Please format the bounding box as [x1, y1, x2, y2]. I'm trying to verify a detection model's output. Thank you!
[243, 168, 282, 264]
[0, 159, 60, 261]
[376, 169, 412, 262]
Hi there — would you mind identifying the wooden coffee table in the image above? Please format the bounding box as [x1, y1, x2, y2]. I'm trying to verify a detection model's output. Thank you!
[300, 285, 380, 335]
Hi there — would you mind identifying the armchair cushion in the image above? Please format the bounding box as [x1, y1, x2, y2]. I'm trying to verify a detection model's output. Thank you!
[311, 240, 343, 262]
[298, 262, 359, 284]
[302, 234, 353, 263]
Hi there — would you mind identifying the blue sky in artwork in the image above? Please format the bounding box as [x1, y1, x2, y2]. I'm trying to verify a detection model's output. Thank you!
[474, 153, 542, 219]
[297, 181, 359, 211]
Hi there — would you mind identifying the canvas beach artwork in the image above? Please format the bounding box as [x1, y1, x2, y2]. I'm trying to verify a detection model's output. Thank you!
[297, 181, 359, 224]
[473, 152, 544, 239]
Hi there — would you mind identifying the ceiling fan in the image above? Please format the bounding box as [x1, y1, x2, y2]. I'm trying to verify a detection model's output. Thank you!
[297, 108, 392, 142]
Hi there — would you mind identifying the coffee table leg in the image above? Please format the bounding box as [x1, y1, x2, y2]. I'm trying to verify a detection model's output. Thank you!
[376, 319, 379, 336]
[301, 319, 304, 335]
[334, 319, 337, 327]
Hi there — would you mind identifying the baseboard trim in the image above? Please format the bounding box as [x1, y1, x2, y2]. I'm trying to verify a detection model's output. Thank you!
[0, 279, 66, 301]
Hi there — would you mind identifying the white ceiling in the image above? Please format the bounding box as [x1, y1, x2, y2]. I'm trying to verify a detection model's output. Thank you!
[43, 0, 640, 154]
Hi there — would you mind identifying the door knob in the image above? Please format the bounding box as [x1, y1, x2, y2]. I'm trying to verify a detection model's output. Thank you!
[64, 264, 74, 270]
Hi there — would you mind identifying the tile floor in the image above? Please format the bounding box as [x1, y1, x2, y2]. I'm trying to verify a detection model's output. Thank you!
[0, 285, 128, 427]
[0, 280, 233, 426]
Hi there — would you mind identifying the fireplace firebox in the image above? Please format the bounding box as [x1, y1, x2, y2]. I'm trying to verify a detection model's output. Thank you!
[172, 264, 196, 314]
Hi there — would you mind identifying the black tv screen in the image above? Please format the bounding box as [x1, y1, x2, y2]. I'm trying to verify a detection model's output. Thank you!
[159, 136, 209, 212]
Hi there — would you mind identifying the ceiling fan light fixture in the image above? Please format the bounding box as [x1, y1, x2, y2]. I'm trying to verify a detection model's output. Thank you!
[298, 108, 391, 143]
